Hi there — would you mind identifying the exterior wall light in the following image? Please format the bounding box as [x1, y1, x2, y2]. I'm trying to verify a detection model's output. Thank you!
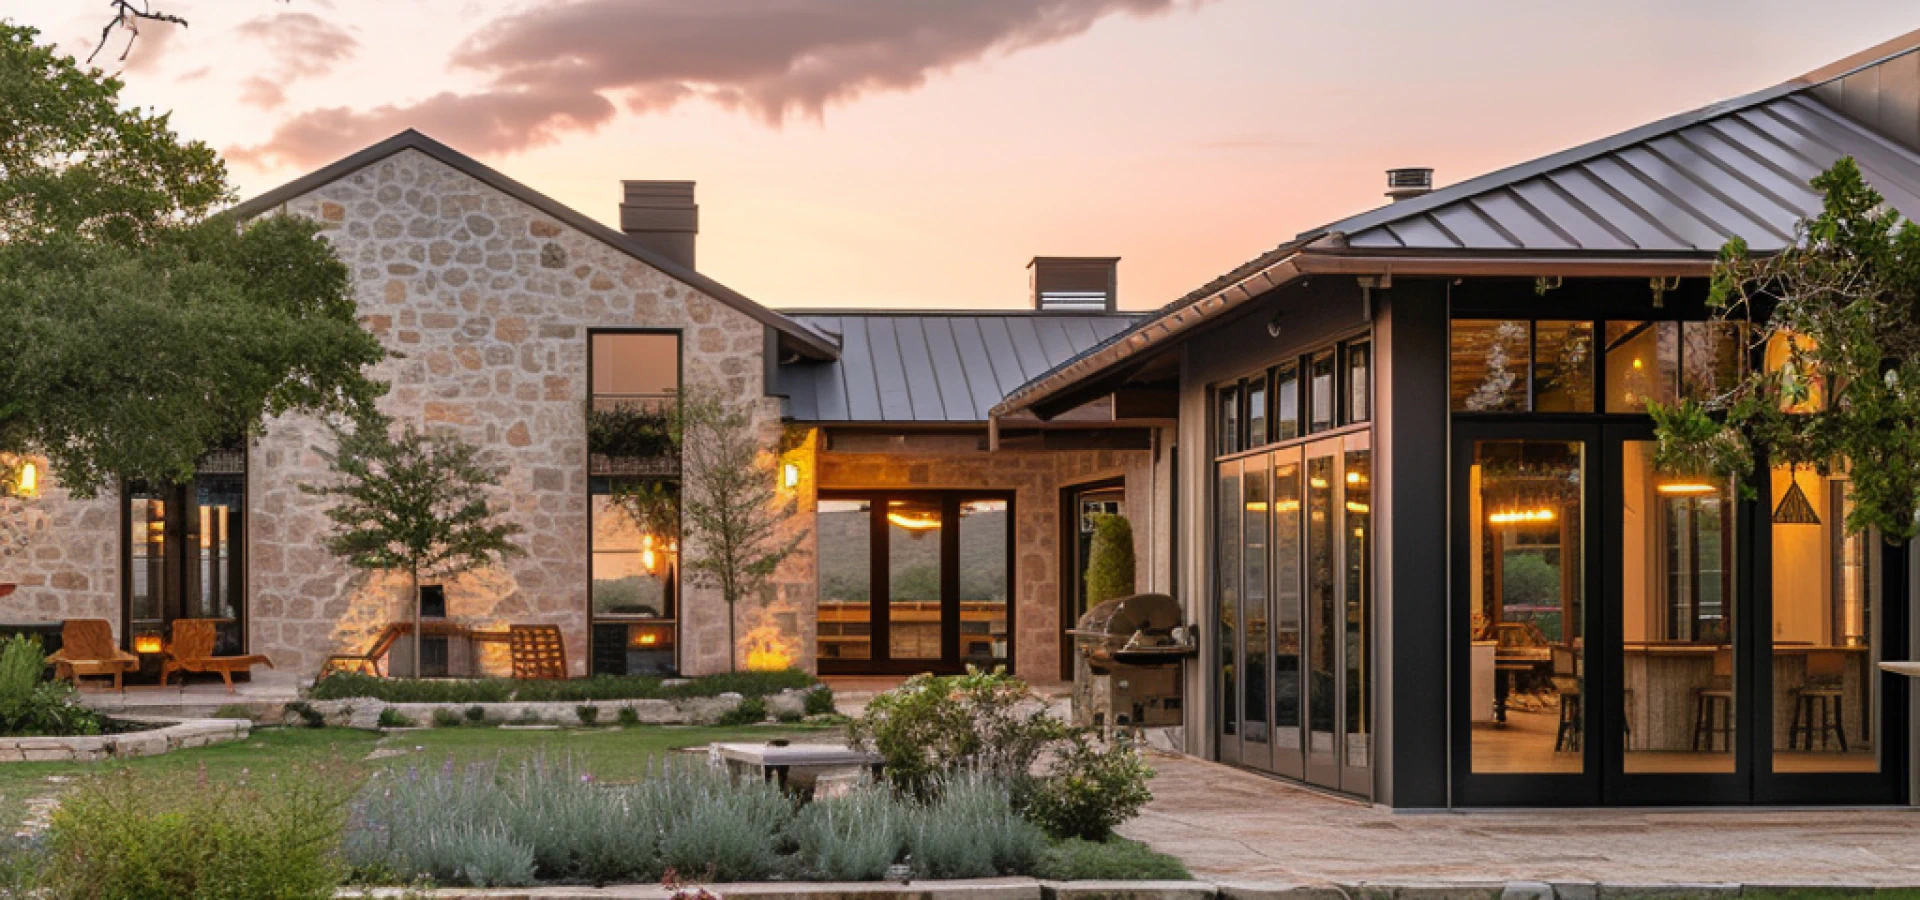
[782, 462, 799, 489]
[16, 462, 34, 498]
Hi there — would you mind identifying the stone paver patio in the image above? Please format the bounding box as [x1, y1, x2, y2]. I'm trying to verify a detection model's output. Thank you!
[1125, 751, 1920, 886]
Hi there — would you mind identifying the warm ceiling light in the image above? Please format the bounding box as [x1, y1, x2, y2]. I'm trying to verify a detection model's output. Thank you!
[887, 511, 941, 531]
[1346, 501, 1370, 514]
[1274, 500, 1301, 512]
[1346, 471, 1364, 485]
[1309, 477, 1329, 489]
[1489, 508, 1557, 525]
[1245, 501, 1268, 512]
[1656, 480, 1719, 495]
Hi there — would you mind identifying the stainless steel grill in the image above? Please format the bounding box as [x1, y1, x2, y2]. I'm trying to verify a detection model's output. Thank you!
[1068, 593, 1196, 729]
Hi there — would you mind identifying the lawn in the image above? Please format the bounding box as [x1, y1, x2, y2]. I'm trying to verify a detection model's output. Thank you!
[0, 722, 833, 834]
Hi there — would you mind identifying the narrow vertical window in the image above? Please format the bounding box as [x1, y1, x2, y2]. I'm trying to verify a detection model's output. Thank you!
[588, 332, 681, 675]
[1344, 340, 1371, 424]
[1246, 377, 1269, 449]
[1273, 362, 1300, 441]
[1308, 350, 1336, 432]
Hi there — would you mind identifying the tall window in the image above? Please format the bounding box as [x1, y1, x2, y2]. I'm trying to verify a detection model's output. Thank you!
[588, 331, 681, 675]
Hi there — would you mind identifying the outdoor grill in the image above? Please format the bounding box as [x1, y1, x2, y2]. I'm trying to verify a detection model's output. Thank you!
[1068, 593, 1196, 729]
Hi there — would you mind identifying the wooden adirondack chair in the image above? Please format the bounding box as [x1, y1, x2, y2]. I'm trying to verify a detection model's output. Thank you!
[318, 623, 406, 678]
[508, 624, 567, 680]
[45, 619, 138, 692]
[159, 619, 273, 693]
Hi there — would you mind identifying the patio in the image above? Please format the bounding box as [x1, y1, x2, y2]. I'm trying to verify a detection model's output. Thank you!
[1125, 752, 1920, 886]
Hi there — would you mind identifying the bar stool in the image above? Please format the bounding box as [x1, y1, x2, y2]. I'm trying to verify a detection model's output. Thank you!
[1551, 645, 1582, 752]
[1691, 647, 1734, 753]
[1789, 650, 1849, 752]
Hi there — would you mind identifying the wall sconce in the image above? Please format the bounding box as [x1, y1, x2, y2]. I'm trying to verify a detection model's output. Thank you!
[13, 462, 35, 498]
[782, 462, 799, 489]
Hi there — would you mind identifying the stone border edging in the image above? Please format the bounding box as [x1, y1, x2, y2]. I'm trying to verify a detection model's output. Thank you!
[302, 687, 818, 730]
[0, 717, 250, 763]
[342, 877, 1920, 900]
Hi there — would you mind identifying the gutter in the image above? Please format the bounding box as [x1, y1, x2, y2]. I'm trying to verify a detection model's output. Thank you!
[989, 241, 1715, 428]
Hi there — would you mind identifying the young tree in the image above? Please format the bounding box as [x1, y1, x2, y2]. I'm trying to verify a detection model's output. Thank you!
[1084, 513, 1137, 607]
[0, 24, 386, 497]
[1652, 157, 1920, 542]
[673, 387, 806, 672]
[302, 418, 524, 678]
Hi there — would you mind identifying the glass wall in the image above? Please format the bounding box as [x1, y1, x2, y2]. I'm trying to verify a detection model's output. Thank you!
[816, 499, 873, 662]
[1243, 462, 1270, 746]
[1273, 455, 1303, 752]
[588, 331, 681, 674]
[1217, 460, 1242, 742]
[887, 499, 944, 661]
[1468, 439, 1585, 774]
[1770, 467, 1878, 772]
[958, 499, 1010, 665]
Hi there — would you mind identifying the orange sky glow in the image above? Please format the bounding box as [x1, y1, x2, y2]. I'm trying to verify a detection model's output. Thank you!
[5, 1, 1916, 312]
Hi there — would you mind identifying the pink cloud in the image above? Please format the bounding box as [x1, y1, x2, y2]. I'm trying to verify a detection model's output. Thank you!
[234, 11, 358, 109]
[230, 0, 1206, 167]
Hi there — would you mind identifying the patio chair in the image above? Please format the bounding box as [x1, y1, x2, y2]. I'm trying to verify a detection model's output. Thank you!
[158, 619, 273, 693]
[318, 623, 406, 678]
[508, 624, 567, 680]
[44, 619, 138, 693]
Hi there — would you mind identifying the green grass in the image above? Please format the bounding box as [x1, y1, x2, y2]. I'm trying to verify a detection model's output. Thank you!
[0, 722, 832, 832]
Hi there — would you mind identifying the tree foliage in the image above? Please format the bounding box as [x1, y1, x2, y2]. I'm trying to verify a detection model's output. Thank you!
[1651, 157, 1920, 542]
[302, 417, 523, 677]
[0, 23, 385, 497]
[1084, 513, 1136, 607]
[671, 386, 805, 671]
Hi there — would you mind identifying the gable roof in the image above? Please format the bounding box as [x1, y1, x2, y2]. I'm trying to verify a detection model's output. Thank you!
[775, 310, 1138, 423]
[229, 130, 840, 361]
[991, 26, 1920, 419]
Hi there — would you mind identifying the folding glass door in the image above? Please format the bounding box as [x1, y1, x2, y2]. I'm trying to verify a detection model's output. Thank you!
[1217, 433, 1371, 798]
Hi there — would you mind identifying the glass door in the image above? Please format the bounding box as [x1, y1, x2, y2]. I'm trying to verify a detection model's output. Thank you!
[1270, 448, 1305, 780]
[124, 474, 247, 656]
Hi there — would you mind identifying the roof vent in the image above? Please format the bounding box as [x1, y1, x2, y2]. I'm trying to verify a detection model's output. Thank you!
[1386, 167, 1434, 201]
[620, 180, 698, 270]
[1029, 257, 1118, 312]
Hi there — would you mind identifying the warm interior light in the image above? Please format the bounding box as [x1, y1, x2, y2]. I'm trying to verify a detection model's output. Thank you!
[1489, 508, 1557, 525]
[1655, 480, 1719, 495]
[636, 632, 658, 646]
[133, 635, 163, 654]
[1346, 501, 1370, 514]
[1309, 477, 1329, 489]
[1274, 499, 1301, 512]
[1346, 471, 1363, 485]
[1244, 501, 1268, 512]
[782, 463, 799, 489]
[887, 511, 941, 531]
[642, 549, 657, 571]
[1632, 357, 1644, 370]
[16, 462, 36, 498]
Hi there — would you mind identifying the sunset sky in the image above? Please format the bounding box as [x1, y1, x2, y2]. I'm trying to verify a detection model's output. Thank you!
[5, 1, 1916, 311]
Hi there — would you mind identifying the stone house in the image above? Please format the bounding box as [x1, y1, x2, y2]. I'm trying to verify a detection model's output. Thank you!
[0, 131, 1171, 681]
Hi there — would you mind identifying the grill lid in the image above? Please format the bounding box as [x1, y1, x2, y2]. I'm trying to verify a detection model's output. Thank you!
[1069, 593, 1194, 659]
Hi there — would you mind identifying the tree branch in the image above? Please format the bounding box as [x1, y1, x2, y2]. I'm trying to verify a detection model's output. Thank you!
[89, 0, 189, 66]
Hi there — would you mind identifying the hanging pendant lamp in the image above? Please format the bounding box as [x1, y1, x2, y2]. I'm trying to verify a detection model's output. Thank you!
[1772, 468, 1821, 525]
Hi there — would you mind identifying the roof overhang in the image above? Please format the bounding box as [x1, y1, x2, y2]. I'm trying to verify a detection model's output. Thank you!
[990, 239, 1719, 422]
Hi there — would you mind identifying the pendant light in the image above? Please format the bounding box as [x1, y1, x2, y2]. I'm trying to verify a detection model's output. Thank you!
[1772, 466, 1820, 525]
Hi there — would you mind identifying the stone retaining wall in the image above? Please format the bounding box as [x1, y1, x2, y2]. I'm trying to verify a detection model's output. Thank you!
[301, 686, 811, 729]
[0, 717, 249, 763]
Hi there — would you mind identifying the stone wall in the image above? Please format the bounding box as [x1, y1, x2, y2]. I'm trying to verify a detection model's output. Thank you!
[1, 147, 817, 678]
[816, 445, 1155, 681]
[0, 468, 118, 628]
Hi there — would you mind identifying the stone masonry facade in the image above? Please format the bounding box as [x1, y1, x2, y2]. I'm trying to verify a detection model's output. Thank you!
[0, 147, 815, 679]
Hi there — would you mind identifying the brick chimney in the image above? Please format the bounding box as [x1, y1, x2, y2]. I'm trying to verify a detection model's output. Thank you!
[619, 181, 698, 270]
[1029, 257, 1118, 312]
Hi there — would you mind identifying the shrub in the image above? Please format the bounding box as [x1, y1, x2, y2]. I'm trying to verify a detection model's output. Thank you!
[308, 668, 816, 703]
[212, 703, 254, 721]
[0, 834, 45, 896]
[1024, 733, 1154, 841]
[1033, 837, 1190, 880]
[803, 685, 836, 716]
[347, 759, 535, 887]
[787, 783, 908, 880]
[43, 764, 356, 899]
[846, 667, 1063, 798]
[430, 708, 464, 728]
[464, 705, 487, 724]
[616, 706, 641, 727]
[575, 704, 600, 726]
[718, 696, 766, 727]
[0, 634, 103, 737]
[284, 700, 328, 728]
[377, 708, 415, 729]
[906, 774, 1043, 878]
[645, 763, 793, 882]
[1084, 513, 1137, 607]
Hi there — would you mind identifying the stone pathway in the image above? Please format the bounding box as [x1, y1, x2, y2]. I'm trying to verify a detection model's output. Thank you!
[1122, 752, 1920, 886]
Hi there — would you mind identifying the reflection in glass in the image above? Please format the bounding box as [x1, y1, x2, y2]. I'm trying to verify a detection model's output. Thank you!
[1771, 468, 1878, 772]
[1219, 388, 1241, 455]
[1605, 321, 1678, 413]
[958, 499, 1010, 666]
[1450, 320, 1531, 412]
[591, 484, 678, 619]
[1468, 440, 1584, 774]
[1682, 321, 1746, 400]
[1247, 379, 1268, 450]
[1622, 441, 1734, 773]
[1309, 351, 1336, 432]
[1534, 321, 1594, 412]
[1272, 456, 1303, 751]
[128, 489, 165, 627]
[1243, 460, 1270, 744]
[1344, 445, 1371, 767]
[887, 500, 944, 660]
[816, 499, 872, 661]
[1306, 454, 1336, 751]
[590, 333, 680, 408]
[1217, 461, 1242, 738]
[1274, 364, 1300, 441]
[1346, 341, 1372, 423]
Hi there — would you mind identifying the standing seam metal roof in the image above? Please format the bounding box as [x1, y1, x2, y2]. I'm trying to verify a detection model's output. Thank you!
[777, 312, 1138, 422]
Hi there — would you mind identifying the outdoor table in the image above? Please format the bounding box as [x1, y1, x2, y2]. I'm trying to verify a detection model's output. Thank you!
[707, 741, 882, 789]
